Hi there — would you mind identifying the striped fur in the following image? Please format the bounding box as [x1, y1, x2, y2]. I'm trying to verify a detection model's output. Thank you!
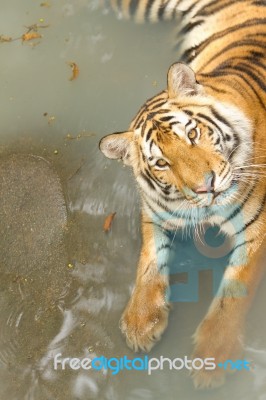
[100, 0, 266, 388]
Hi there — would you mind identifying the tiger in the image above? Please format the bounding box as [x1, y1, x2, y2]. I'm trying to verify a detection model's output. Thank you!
[99, 0, 266, 388]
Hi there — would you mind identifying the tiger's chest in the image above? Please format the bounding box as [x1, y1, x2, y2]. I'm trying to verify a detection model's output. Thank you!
[140, 185, 242, 238]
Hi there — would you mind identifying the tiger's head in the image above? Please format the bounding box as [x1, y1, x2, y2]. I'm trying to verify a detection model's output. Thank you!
[100, 63, 252, 209]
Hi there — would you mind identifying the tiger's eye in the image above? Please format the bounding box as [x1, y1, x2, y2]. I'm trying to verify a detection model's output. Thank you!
[188, 129, 197, 140]
[156, 159, 168, 167]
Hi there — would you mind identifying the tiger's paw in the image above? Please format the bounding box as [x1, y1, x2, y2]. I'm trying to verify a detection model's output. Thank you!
[191, 317, 243, 389]
[190, 362, 226, 389]
[120, 285, 170, 352]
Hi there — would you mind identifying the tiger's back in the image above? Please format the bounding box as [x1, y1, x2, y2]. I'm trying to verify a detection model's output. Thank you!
[112, 0, 266, 116]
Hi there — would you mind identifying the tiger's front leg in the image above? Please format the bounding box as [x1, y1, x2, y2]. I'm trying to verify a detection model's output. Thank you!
[191, 238, 266, 389]
[120, 213, 171, 352]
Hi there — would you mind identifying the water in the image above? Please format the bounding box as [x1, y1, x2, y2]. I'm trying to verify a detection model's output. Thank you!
[0, 1, 266, 399]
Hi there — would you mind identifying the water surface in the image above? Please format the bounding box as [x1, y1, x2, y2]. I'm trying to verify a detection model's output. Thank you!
[0, 1, 266, 399]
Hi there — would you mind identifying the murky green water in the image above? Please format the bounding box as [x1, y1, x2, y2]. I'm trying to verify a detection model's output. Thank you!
[0, 1, 266, 399]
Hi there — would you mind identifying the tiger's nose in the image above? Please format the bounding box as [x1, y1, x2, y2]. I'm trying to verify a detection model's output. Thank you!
[194, 172, 215, 194]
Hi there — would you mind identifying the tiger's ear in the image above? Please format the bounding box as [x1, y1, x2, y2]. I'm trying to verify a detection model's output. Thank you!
[99, 131, 134, 165]
[167, 62, 202, 98]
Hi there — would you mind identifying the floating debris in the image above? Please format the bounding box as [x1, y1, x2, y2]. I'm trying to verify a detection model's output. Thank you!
[0, 22, 49, 45]
[22, 32, 42, 42]
[0, 35, 13, 43]
[53, 149, 58, 155]
[67, 159, 86, 181]
[65, 131, 95, 140]
[48, 115, 56, 124]
[103, 212, 116, 233]
[25, 23, 49, 32]
[67, 62, 79, 81]
[40, 2, 51, 7]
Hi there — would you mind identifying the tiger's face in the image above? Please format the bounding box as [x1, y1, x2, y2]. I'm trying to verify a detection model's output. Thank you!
[100, 63, 252, 209]
[131, 98, 237, 208]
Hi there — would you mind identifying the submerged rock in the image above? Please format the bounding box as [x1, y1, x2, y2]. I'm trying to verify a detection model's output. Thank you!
[0, 154, 67, 276]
